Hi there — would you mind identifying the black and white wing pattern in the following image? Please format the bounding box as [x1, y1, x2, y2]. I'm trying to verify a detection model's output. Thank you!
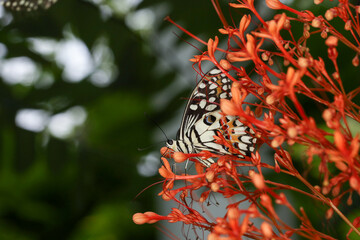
[166, 66, 256, 167]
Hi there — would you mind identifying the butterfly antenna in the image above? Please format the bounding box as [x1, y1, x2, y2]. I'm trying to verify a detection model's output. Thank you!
[144, 112, 170, 141]
[137, 140, 167, 151]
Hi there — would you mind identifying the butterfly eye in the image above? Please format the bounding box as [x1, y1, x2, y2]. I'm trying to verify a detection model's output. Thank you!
[203, 115, 216, 125]
[166, 139, 174, 146]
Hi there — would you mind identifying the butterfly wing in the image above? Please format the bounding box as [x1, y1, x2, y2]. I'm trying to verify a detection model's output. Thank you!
[177, 67, 231, 142]
[171, 66, 256, 167]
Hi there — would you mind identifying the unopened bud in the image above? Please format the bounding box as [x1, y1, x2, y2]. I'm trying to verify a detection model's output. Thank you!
[228, 207, 240, 220]
[211, 182, 220, 192]
[261, 222, 273, 238]
[322, 109, 332, 121]
[261, 52, 269, 61]
[173, 152, 188, 163]
[311, 18, 322, 28]
[298, 57, 308, 68]
[220, 59, 232, 70]
[283, 19, 291, 30]
[206, 170, 215, 182]
[132, 213, 148, 225]
[314, 185, 321, 192]
[325, 36, 338, 47]
[325, 10, 334, 21]
[287, 127, 297, 138]
[266, 95, 275, 105]
[332, 185, 340, 196]
[268, 57, 274, 66]
[303, 31, 310, 39]
[345, 20, 352, 31]
[208, 233, 219, 240]
[321, 30, 327, 39]
[352, 55, 359, 67]
[252, 173, 266, 190]
[350, 176, 359, 191]
[326, 208, 334, 219]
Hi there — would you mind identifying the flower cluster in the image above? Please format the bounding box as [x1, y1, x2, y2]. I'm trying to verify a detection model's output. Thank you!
[134, 0, 360, 239]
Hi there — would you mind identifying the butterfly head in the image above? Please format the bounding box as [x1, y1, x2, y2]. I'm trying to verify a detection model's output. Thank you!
[166, 139, 192, 155]
[166, 139, 177, 151]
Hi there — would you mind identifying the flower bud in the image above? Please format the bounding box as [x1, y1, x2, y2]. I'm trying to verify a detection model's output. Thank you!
[298, 57, 308, 68]
[287, 127, 297, 138]
[322, 108, 332, 122]
[266, 0, 283, 9]
[252, 173, 266, 190]
[325, 10, 334, 21]
[266, 95, 275, 105]
[173, 152, 188, 163]
[311, 18, 321, 28]
[261, 222, 273, 238]
[344, 20, 352, 31]
[132, 213, 148, 225]
[350, 176, 359, 191]
[211, 182, 220, 192]
[325, 36, 338, 47]
[352, 55, 359, 67]
[228, 207, 240, 220]
[326, 208, 334, 219]
[321, 30, 327, 39]
[206, 170, 215, 182]
[220, 59, 232, 70]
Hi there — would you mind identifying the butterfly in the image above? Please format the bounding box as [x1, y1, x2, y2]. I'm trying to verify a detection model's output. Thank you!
[166, 66, 256, 167]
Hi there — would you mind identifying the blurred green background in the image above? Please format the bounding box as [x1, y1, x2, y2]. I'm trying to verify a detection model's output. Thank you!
[0, 0, 230, 239]
[0, 0, 359, 239]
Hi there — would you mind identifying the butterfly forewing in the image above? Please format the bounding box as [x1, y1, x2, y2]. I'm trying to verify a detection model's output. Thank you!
[178, 67, 231, 139]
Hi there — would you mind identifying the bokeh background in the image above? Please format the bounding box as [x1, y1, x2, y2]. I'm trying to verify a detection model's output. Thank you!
[0, 0, 359, 239]
[0, 0, 230, 239]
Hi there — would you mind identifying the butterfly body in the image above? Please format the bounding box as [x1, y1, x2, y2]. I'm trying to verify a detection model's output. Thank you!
[166, 67, 256, 167]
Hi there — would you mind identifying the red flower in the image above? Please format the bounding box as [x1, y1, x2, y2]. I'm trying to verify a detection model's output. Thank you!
[135, 1, 360, 238]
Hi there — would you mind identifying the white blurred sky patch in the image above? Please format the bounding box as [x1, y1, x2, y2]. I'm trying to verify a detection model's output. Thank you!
[90, 37, 118, 87]
[28, 31, 118, 87]
[125, 8, 155, 32]
[85, 0, 143, 17]
[137, 152, 160, 177]
[15, 109, 50, 132]
[0, 42, 7, 58]
[28, 38, 58, 59]
[0, 5, 13, 26]
[55, 37, 94, 82]
[84, 0, 155, 34]
[0, 57, 40, 86]
[15, 106, 87, 139]
[48, 106, 87, 139]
